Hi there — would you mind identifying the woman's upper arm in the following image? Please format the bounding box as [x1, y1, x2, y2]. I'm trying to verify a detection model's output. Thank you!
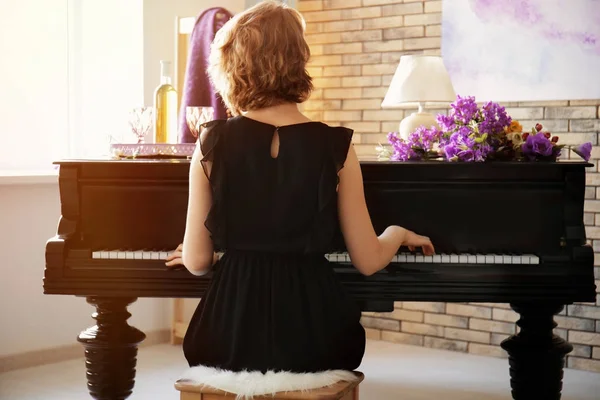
[182, 139, 215, 272]
[336, 144, 382, 273]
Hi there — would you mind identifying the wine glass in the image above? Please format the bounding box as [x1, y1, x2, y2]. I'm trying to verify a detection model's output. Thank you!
[129, 106, 153, 144]
[186, 106, 215, 139]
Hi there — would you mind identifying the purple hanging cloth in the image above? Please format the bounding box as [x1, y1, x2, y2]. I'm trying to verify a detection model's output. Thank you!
[178, 7, 233, 143]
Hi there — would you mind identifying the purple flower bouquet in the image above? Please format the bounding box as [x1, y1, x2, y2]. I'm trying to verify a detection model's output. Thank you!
[384, 95, 592, 163]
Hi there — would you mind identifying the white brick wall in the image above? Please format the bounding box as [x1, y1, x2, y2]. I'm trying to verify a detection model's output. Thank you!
[299, 0, 600, 373]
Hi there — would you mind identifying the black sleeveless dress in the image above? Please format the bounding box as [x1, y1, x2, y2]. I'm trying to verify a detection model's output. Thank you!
[182, 115, 366, 375]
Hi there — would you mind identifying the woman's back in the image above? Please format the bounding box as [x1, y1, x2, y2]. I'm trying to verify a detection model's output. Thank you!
[182, 115, 366, 387]
[201, 115, 353, 254]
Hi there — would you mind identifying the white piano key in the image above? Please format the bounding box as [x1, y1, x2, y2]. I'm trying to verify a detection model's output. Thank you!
[109, 251, 118, 259]
[503, 255, 512, 264]
[433, 254, 442, 263]
[494, 255, 504, 264]
[92, 251, 100, 259]
[159, 251, 169, 260]
[450, 254, 459, 263]
[398, 254, 407, 262]
[441, 254, 450, 263]
[512, 255, 521, 264]
[101, 250, 110, 259]
[134, 251, 143, 260]
[459, 255, 468, 263]
[476, 254, 486, 263]
[530, 255, 540, 264]
[424, 255, 433, 263]
[125, 251, 134, 259]
[468, 254, 477, 264]
[117, 251, 126, 259]
[151, 252, 160, 260]
[415, 255, 424, 263]
[406, 254, 415, 263]
[485, 255, 495, 264]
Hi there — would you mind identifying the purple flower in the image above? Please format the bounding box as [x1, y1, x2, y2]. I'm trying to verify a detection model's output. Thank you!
[459, 149, 475, 162]
[449, 95, 479, 125]
[573, 142, 592, 161]
[522, 132, 553, 160]
[444, 143, 459, 160]
[478, 101, 512, 135]
[436, 114, 455, 131]
[442, 127, 491, 162]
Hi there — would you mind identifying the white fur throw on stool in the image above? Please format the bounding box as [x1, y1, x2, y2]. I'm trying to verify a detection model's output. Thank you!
[177, 366, 359, 399]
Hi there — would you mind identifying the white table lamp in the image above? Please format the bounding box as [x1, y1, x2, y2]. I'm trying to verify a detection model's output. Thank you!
[382, 55, 456, 139]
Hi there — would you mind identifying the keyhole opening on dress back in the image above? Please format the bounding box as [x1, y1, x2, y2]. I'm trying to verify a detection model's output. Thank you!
[270, 128, 280, 159]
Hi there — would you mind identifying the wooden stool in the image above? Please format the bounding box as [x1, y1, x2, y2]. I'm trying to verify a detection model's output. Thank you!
[174, 371, 364, 400]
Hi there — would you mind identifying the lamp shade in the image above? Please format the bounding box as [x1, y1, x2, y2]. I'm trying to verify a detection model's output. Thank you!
[381, 55, 456, 109]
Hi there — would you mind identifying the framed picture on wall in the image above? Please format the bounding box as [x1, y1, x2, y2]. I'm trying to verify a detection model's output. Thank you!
[442, 0, 600, 102]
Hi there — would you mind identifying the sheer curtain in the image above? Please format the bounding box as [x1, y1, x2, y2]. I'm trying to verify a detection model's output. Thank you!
[69, 0, 144, 160]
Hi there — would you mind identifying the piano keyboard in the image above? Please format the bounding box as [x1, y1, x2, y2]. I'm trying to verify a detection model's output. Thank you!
[91, 250, 539, 265]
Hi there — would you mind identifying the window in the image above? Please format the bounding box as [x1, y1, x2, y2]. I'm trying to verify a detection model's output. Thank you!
[1, 0, 143, 173]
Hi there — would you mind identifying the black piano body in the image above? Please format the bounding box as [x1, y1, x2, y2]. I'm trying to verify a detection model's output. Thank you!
[44, 159, 596, 400]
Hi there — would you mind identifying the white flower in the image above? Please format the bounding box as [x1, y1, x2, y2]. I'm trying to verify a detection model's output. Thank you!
[508, 132, 523, 148]
[376, 144, 392, 160]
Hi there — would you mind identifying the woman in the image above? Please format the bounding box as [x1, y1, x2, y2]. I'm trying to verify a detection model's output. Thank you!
[166, 0, 434, 396]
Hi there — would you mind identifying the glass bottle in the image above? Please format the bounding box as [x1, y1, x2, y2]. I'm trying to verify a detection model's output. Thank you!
[153, 60, 177, 143]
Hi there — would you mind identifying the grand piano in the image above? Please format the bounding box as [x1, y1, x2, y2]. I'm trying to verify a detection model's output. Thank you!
[44, 158, 596, 400]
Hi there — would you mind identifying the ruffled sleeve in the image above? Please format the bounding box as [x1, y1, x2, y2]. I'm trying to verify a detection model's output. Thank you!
[198, 119, 228, 249]
[330, 126, 354, 176]
[199, 119, 227, 163]
[306, 126, 354, 253]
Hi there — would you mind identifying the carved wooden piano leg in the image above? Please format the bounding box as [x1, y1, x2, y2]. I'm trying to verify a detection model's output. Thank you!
[77, 297, 146, 400]
[500, 303, 572, 400]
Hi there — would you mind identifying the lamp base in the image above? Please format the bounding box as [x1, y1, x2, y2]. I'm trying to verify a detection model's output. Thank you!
[399, 112, 438, 140]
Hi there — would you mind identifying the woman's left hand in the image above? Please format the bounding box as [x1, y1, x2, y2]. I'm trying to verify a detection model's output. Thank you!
[165, 243, 184, 268]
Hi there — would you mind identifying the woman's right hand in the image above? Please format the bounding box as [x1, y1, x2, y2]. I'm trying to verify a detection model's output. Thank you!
[402, 230, 435, 256]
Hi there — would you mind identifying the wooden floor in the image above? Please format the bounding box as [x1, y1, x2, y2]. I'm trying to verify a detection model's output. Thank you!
[1, 340, 599, 400]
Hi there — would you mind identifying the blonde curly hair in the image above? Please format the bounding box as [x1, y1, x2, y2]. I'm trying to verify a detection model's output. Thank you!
[207, 0, 313, 115]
